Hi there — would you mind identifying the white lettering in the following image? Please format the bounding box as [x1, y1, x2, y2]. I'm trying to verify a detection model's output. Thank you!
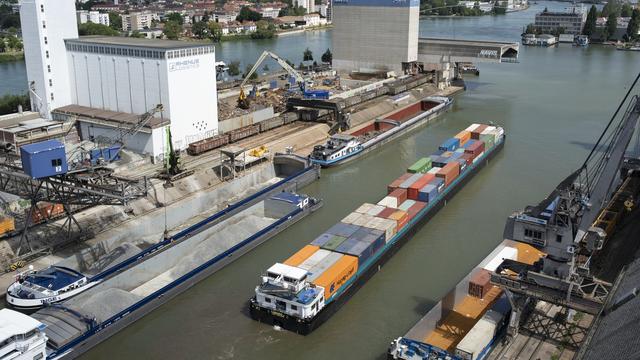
[479, 49, 498, 57]
[169, 59, 200, 72]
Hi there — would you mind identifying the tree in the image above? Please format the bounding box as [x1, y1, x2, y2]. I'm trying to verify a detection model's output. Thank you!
[243, 63, 258, 80]
[165, 13, 184, 25]
[0, 93, 31, 116]
[601, 0, 619, 18]
[237, 7, 262, 22]
[303, 48, 313, 62]
[583, 5, 597, 37]
[321, 48, 332, 64]
[627, 9, 640, 41]
[129, 30, 146, 38]
[605, 12, 618, 41]
[208, 21, 223, 42]
[621, 3, 633, 17]
[493, 1, 507, 15]
[279, 5, 306, 16]
[108, 12, 122, 31]
[192, 21, 208, 39]
[78, 22, 119, 36]
[6, 35, 21, 50]
[228, 61, 241, 76]
[251, 20, 276, 39]
[163, 20, 182, 40]
[0, 39, 6, 53]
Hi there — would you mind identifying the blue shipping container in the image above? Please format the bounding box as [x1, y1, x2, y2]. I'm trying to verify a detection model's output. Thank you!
[438, 138, 460, 152]
[326, 222, 361, 238]
[20, 140, 68, 179]
[418, 184, 438, 203]
[463, 139, 478, 149]
[311, 233, 333, 247]
[430, 177, 445, 192]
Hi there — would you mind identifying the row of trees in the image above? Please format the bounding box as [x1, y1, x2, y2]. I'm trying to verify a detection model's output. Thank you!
[0, 34, 22, 53]
[0, 3, 20, 31]
[583, 4, 640, 42]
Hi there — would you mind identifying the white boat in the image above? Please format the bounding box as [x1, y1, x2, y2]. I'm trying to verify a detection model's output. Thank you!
[6, 266, 98, 311]
[0, 308, 48, 360]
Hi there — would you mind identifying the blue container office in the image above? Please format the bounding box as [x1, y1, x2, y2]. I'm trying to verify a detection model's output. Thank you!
[20, 140, 68, 179]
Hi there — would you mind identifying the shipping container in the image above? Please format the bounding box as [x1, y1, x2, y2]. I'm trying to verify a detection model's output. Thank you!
[306, 252, 343, 282]
[283, 245, 320, 267]
[366, 204, 385, 217]
[365, 216, 396, 242]
[259, 116, 285, 132]
[342, 212, 363, 225]
[471, 124, 488, 140]
[427, 167, 441, 175]
[298, 249, 333, 270]
[388, 210, 409, 230]
[29, 202, 64, 224]
[436, 162, 460, 187]
[377, 207, 397, 219]
[326, 222, 361, 238]
[187, 134, 230, 155]
[454, 130, 471, 146]
[321, 235, 349, 251]
[282, 112, 299, 124]
[438, 138, 460, 152]
[464, 140, 485, 159]
[454, 318, 498, 360]
[398, 199, 416, 212]
[336, 228, 385, 265]
[311, 255, 358, 299]
[460, 153, 475, 166]
[431, 177, 445, 192]
[389, 188, 408, 205]
[398, 173, 424, 190]
[465, 124, 480, 132]
[20, 140, 68, 179]
[407, 157, 433, 174]
[352, 213, 376, 228]
[355, 203, 376, 215]
[480, 134, 495, 149]
[406, 201, 427, 220]
[311, 233, 334, 247]
[469, 268, 492, 299]
[407, 173, 436, 200]
[0, 216, 15, 236]
[387, 173, 413, 194]
[418, 184, 438, 203]
[378, 196, 398, 209]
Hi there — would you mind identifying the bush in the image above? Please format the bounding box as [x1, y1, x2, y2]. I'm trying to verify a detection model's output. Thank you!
[0, 93, 30, 116]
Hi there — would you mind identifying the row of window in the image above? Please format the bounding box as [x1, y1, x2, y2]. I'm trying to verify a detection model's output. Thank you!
[65, 43, 214, 60]
[166, 46, 214, 59]
[263, 296, 299, 311]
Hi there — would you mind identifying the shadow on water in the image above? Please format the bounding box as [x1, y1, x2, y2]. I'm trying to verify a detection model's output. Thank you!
[569, 141, 606, 153]
[412, 296, 437, 316]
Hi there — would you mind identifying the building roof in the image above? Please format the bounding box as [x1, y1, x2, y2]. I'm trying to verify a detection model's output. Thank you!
[267, 263, 307, 280]
[53, 105, 169, 130]
[67, 36, 213, 50]
[0, 309, 44, 343]
[21, 139, 64, 154]
[581, 257, 640, 360]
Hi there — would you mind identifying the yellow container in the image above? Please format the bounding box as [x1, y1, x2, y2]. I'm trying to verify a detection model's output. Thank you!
[283, 245, 319, 267]
[455, 130, 471, 146]
[311, 254, 358, 300]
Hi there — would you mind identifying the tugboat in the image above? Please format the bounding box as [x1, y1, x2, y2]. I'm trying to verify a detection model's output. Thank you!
[6, 265, 98, 311]
[310, 96, 453, 167]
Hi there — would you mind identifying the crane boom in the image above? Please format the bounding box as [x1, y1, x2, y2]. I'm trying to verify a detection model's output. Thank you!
[240, 51, 305, 89]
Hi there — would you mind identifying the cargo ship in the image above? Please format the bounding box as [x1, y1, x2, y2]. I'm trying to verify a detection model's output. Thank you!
[309, 96, 453, 167]
[250, 123, 505, 334]
[387, 240, 545, 360]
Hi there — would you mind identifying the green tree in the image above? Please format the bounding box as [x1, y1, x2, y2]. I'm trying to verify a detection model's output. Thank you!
[108, 12, 122, 31]
[129, 30, 146, 38]
[605, 12, 618, 40]
[251, 20, 276, 39]
[192, 21, 209, 39]
[583, 5, 597, 37]
[237, 7, 262, 22]
[165, 13, 184, 25]
[278, 5, 306, 16]
[627, 9, 640, 41]
[0, 4, 20, 29]
[321, 48, 332, 64]
[0, 93, 30, 116]
[621, 3, 633, 17]
[0, 39, 6, 53]
[228, 61, 241, 76]
[208, 21, 223, 42]
[601, 0, 619, 18]
[163, 20, 182, 40]
[6, 35, 21, 50]
[303, 48, 313, 61]
[493, 1, 507, 15]
[243, 63, 258, 80]
[78, 22, 119, 36]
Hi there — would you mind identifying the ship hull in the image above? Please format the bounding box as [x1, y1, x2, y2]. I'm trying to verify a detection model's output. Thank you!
[249, 136, 505, 335]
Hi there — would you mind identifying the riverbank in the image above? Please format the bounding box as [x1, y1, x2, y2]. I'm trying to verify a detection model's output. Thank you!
[0, 52, 24, 63]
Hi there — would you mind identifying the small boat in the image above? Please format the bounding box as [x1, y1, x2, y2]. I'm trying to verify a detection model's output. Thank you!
[616, 44, 640, 51]
[574, 35, 589, 46]
[310, 96, 453, 167]
[6, 265, 98, 310]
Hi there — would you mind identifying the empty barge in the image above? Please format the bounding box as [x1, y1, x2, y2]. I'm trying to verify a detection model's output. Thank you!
[250, 123, 505, 335]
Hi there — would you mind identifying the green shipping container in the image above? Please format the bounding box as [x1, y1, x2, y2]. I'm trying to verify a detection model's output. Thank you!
[322, 234, 348, 250]
[480, 134, 495, 149]
[407, 157, 433, 173]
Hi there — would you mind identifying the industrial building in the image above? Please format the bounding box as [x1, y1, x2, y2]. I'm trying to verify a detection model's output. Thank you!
[19, 0, 218, 158]
[533, 6, 586, 35]
[332, 0, 419, 74]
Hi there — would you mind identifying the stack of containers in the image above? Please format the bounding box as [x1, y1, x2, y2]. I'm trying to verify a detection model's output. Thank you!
[311, 222, 361, 248]
[387, 173, 412, 193]
[334, 227, 386, 265]
[464, 140, 485, 163]
[407, 173, 435, 200]
[471, 124, 488, 140]
[310, 255, 358, 300]
[439, 138, 460, 152]
[378, 188, 408, 208]
[354, 203, 376, 215]
[304, 251, 344, 281]
[436, 162, 460, 187]
[388, 209, 409, 230]
[284, 245, 320, 267]
[398, 199, 416, 212]
[454, 130, 471, 146]
[407, 157, 433, 174]
[365, 216, 397, 242]
[405, 201, 427, 220]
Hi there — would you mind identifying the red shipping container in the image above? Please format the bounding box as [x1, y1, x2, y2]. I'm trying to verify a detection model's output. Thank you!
[460, 153, 474, 166]
[407, 201, 427, 220]
[468, 268, 493, 299]
[387, 173, 413, 194]
[407, 174, 435, 200]
[435, 162, 460, 187]
[464, 140, 485, 158]
[471, 124, 488, 140]
[389, 188, 408, 204]
[377, 207, 397, 218]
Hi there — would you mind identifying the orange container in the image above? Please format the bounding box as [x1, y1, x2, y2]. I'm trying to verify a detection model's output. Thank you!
[435, 162, 460, 187]
[454, 130, 471, 146]
[471, 124, 488, 140]
[283, 245, 319, 267]
[388, 210, 409, 230]
[311, 254, 358, 300]
[0, 216, 15, 235]
[407, 174, 435, 200]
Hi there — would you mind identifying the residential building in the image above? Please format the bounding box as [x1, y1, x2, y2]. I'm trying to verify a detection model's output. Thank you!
[297, 0, 315, 14]
[326, 0, 332, 22]
[533, 6, 586, 35]
[121, 11, 159, 31]
[258, 7, 281, 18]
[212, 11, 238, 24]
[303, 13, 321, 27]
[76, 10, 110, 26]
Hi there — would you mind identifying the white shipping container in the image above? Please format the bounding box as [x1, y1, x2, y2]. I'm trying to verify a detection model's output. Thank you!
[378, 196, 398, 209]
[307, 252, 343, 282]
[465, 124, 480, 132]
[353, 213, 376, 227]
[298, 249, 332, 271]
[367, 205, 385, 216]
[454, 318, 498, 360]
[427, 167, 441, 175]
[342, 212, 363, 225]
[355, 203, 376, 215]
[366, 217, 396, 242]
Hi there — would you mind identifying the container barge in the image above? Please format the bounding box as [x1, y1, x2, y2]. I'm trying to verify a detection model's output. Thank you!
[250, 123, 505, 334]
[309, 96, 453, 167]
[387, 240, 545, 360]
[8, 163, 322, 359]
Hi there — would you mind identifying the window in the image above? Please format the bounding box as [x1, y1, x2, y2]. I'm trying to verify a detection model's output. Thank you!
[264, 297, 271, 303]
[34, 353, 44, 360]
[44, 36, 48, 44]
[50, 92, 54, 101]
[47, 65, 51, 73]
[290, 304, 298, 311]
[556, 234, 563, 243]
[40, 4, 44, 12]
[45, 50, 49, 58]
[51, 159, 62, 167]
[42, 20, 46, 29]
[49, 79, 52, 86]
[524, 228, 543, 240]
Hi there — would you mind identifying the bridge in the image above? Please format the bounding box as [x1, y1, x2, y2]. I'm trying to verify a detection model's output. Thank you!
[418, 37, 519, 64]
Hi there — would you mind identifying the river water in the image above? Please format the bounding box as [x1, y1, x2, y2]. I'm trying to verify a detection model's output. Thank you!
[1, 1, 638, 359]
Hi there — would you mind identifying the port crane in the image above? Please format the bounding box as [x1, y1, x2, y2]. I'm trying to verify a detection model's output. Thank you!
[237, 50, 307, 109]
[492, 73, 640, 337]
